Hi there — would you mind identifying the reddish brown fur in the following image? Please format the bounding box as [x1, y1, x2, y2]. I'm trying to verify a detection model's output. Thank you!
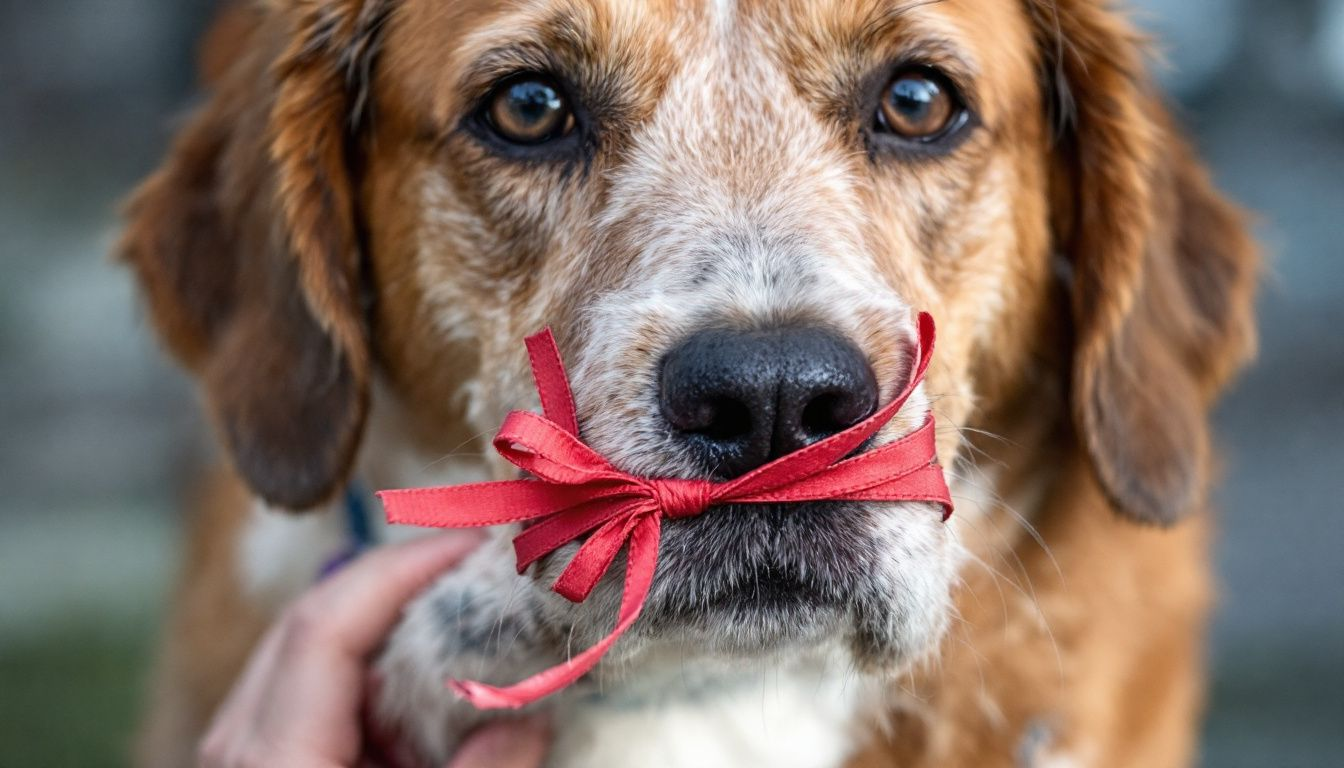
[120, 1, 370, 510]
[121, 0, 1258, 765]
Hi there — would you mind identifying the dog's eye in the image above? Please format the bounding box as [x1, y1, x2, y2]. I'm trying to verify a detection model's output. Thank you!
[485, 75, 576, 145]
[875, 69, 964, 142]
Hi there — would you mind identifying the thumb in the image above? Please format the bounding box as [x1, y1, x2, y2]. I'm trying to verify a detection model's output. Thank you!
[447, 716, 551, 768]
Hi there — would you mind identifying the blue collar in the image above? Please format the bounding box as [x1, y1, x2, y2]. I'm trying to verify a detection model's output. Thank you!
[320, 483, 378, 578]
[343, 482, 377, 549]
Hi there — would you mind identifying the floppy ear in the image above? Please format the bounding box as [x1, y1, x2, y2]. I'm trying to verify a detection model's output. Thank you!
[119, 1, 387, 510]
[1033, 0, 1259, 525]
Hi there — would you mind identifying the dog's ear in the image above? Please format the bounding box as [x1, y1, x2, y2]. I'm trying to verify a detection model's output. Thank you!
[119, 1, 387, 510]
[1032, 0, 1259, 525]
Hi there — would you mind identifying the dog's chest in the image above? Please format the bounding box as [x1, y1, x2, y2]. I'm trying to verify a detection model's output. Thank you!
[547, 664, 872, 768]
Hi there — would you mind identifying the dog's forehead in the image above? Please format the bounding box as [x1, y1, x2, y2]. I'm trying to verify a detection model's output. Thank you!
[381, 0, 1036, 130]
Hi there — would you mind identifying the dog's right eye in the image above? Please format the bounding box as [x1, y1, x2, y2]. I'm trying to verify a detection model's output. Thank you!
[483, 75, 576, 145]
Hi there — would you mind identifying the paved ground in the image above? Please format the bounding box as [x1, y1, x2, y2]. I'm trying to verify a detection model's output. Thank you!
[1, 2, 1340, 766]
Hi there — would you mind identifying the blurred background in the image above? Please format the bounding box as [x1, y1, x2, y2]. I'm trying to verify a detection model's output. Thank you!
[1, 1, 1340, 765]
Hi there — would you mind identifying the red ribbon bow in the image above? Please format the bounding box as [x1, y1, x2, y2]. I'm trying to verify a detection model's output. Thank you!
[378, 312, 951, 710]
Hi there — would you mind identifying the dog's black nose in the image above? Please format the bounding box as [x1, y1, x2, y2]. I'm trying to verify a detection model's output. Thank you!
[659, 327, 879, 478]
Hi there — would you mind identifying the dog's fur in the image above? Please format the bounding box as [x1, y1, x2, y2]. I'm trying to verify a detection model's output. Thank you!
[121, 0, 1258, 765]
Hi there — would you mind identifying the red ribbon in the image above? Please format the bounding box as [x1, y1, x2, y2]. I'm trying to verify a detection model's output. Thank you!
[378, 312, 951, 710]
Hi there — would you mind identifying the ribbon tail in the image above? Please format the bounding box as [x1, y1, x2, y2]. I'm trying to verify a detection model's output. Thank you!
[448, 514, 662, 710]
[378, 481, 594, 528]
[550, 508, 650, 601]
[833, 464, 953, 520]
[512, 498, 632, 574]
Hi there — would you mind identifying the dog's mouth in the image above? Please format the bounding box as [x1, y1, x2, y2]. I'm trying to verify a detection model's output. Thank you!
[666, 561, 844, 618]
[633, 500, 865, 641]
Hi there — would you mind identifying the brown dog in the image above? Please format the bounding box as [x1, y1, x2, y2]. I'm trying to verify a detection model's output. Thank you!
[121, 0, 1258, 765]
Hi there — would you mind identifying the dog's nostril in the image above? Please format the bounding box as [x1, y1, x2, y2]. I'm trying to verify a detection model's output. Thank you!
[698, 397, 753, 441]
[800, 391, 864, 437]
[664, 394, 754, 441]
[659, 326, 879, 478]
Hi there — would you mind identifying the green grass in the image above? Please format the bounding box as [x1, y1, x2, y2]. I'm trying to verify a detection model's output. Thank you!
[0, 622, 156, 768]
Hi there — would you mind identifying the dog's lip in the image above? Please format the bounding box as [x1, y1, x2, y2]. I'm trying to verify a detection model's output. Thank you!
[705, 569, 835, 610]
[659, 561, 847, 620]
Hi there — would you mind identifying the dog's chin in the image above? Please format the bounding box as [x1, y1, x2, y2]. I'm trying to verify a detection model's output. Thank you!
[631, 582, 946, 673]
[638, 564, 851, 655]
[573, 499, 955, 669]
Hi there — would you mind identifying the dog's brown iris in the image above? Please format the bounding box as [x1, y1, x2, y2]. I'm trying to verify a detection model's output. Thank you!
[878, 71, 956, 140]
[486, 76, 575, 145]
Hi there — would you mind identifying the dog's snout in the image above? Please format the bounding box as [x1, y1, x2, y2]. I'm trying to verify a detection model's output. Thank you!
[659, 327, 878, 477]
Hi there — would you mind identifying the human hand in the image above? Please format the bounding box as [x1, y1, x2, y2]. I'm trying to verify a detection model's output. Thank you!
[198, 534, 550, 768]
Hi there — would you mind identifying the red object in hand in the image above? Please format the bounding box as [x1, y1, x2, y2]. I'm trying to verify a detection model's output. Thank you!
[378, 312, 952, 710]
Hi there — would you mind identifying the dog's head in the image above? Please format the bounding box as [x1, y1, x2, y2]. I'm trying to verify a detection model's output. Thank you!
[122, 0, 1257, 673]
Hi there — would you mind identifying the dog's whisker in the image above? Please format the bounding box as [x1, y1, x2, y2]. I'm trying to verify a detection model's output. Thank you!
[944, 470, 1066, 682]
[415, 427, 503, 474]
[944, 466, 1065, 587]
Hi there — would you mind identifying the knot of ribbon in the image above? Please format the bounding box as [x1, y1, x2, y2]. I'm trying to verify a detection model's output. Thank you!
[378, 312, 952, 710]
[648, 478, 713, 519]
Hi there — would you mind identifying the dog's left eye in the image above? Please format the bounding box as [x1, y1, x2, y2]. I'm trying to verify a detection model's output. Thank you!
[484, 75, 576, 145]
[874, 68, 967, 143]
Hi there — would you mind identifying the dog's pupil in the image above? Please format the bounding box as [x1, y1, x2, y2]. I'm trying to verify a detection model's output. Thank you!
[511, 82, 559, 122]
[498, 79, 564, 139]
[890, 77, 937, 125]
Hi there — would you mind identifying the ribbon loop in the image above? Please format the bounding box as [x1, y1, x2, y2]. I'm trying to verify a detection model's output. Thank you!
[377, 313, 952, 710]
[492, 411, 620, 484]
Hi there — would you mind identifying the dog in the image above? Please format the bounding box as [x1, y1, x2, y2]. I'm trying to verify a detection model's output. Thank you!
[120, 0, 1259, 765]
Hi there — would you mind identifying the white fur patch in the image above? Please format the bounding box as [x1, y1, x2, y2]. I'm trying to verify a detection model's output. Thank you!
[237, 500, 345, 606]
[548, 659, 875, 768]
